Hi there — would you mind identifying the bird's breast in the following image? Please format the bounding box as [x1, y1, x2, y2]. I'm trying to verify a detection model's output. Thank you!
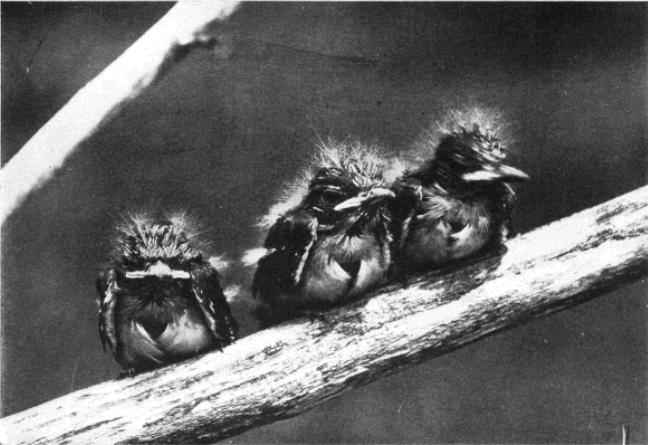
[404, 193, 494, 267]
[156, 308, 214, 356]
[116, 303, 214, 369]
[298, 228, 390, 305]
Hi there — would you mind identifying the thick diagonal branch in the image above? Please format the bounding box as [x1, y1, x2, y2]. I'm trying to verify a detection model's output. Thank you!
[0, 1, 240, 226]
[1, 185, 647, 444]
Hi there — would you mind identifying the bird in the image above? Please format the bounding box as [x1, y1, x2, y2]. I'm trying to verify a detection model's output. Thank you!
[392, 108, 530, 276]
[96, 212, 238, 376]
[251, 141, 396, 325]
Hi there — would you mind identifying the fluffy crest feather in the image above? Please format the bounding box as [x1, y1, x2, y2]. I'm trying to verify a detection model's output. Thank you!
[244, 138, 394, 268]
[314, 139, 388, 183]
[382, 156, 414, 186]
[411, 106, 515, 163]
[112, 210, 210, 265]
[256, 138, 391, 229]
[258, 172, 312, 230]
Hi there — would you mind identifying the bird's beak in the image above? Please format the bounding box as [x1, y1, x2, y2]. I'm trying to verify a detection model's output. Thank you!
[461, 164, 530, 182]
[125, 261, 191, 279]
[334, 187, 396, 211]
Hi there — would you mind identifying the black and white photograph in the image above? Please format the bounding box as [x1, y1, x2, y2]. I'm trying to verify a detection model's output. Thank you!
[1, 2, 647, 443]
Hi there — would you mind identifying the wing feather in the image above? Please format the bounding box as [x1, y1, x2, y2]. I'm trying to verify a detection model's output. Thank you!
[252, 209, 318, 302]
[190, 262, 238, 345]
[389, 177, 423, 254]
[96, 269, 118, 355]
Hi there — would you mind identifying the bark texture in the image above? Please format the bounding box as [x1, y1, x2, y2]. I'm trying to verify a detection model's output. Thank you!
[0, 1, 241, 225]
[1, 186, 646, 444]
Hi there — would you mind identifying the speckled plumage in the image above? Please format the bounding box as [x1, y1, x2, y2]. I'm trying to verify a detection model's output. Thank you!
[392, 108, 529, 274]
[251, 141, 396, 324]
[97, 212, 238, 375]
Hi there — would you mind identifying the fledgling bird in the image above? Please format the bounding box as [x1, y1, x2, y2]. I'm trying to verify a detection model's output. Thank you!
[392, 108, 530, 275]
[251, 142, 396, 324]
[96, 212, 238, 376]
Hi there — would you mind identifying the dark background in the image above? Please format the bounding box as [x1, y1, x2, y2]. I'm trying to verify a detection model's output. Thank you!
[2, 2, 647, 443]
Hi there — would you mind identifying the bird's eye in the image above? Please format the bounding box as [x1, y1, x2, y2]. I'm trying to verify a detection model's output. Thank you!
[320, 190, 345, 207]
[166, 257, 180, 269]
[124, 279, 145, 291]
[122, 276, 156, 292]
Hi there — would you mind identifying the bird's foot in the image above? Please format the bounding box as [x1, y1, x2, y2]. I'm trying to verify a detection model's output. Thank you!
[397, 262, 414, 288]
[117, 368, 138, 379]
[429, 244, 509, 277]
[389, 267, 411, 288]
[299, 310, 329, 324]
[471, 243, 508, 264]
[388, 259, 419, 288]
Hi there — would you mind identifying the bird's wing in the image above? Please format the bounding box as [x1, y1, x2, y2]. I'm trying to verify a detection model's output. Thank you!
[190, 262, 238, 346]
[416, 189, 454, 225]
[96, 269, 118, 355]
[252, 208, 318, 301]
[390, 177, 424, 251]
[500, 183, 517, 239]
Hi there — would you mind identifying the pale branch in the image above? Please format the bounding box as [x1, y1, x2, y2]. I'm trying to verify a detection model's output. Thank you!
[0, 1, 241, 226]
[1, 186, 647, 444]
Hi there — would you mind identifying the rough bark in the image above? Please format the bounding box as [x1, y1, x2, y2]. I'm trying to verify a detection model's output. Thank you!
[0, 1, 241, 226]
[1, 186, 646, 444]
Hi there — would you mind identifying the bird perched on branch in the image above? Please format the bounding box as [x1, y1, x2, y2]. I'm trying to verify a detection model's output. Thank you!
[97, 212, 238, 376]
[392, 108, 530, 276]
[250, 141, 396, 325]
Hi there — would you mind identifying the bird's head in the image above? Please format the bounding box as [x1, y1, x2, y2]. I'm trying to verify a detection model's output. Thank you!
[304, 142, 395, 228]
[434, 125, 529, 187]
[411, 108, 529, 190]
[111, 212, 206, 300]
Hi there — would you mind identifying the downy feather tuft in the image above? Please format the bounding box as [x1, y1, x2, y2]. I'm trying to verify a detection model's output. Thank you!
[410, 106, 516, 164]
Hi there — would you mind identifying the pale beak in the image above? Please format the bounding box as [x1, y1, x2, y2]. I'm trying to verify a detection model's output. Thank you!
[334, 187, 395, 211]
[125, 261, 191, 279]
[461, 164, 530, 182]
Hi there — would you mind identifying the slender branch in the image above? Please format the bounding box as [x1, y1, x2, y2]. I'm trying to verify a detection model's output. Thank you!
[1, 186, 646, 444]
[0, 1, 241, 226]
